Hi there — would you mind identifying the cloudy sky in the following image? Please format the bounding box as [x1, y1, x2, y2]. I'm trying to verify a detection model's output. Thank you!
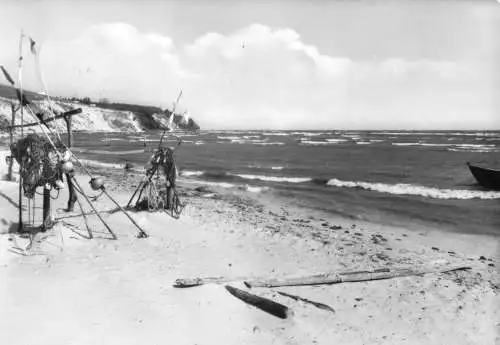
[0, 0, 498, 129]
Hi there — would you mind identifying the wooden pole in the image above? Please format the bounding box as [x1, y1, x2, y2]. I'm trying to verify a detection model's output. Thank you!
[126, 181, 144, 208]
[75, 198, 93, 239]
[17, 31, 24, 232]
[64, 115, 77, 212]
[158, 90, 182, 148]
[8, 104, 15, 181]
[4, 108, 82, 130]
[42, 187, 51, 230]
[101, 188, 148, 238]
[71, 177, 117, 240]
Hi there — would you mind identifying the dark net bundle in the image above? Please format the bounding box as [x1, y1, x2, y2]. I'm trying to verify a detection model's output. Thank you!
[10, 134, 64, 198]
[148, 147, 177, 187]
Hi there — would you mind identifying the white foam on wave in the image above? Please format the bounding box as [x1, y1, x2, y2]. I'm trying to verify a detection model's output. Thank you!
[78, 159, 124, 170]
[299, 140, 342, 145]
[326, 138, 348, 143]
[100, 138, 122, 142]
[326, 178, 500, 200]
[232, 173, 311, 183]
[262, 132, 290, 136]
[393, 142, 497, 150]
[456, 144, 495, 148]
[182, 180, 235, 188]
[448, 147, 499, 153]
[248, 165, 283, 170]
[218, 136, 241, 140]
[375, 131, 499, 137]
[180, 170, 204, 177]
[239, 185, 270, 193]
[291, 132, 326, 136]
[254, 142, 285, 146]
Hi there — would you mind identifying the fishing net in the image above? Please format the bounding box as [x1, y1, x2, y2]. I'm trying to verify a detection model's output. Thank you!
[132, 146, 184, 217]
[10, 133, 64, 198]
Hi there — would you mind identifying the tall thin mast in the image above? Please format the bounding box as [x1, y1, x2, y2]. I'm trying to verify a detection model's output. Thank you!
[17, 30, 24, 230]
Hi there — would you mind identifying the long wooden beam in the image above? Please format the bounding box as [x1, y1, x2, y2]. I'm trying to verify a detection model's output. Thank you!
[5, 108, 82, 130]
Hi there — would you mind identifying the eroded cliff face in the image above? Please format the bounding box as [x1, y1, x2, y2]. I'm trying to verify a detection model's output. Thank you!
[0, 96, 200, 133]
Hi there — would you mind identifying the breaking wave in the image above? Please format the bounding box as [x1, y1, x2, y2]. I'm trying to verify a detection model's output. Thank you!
[326, 178, 500, 200]
[77, 159, 125, 170]
[180, 170, 204, 177]
[299, 140, 340, 146]
[231, 173, 312, 183]
[238, 185, 270, 193]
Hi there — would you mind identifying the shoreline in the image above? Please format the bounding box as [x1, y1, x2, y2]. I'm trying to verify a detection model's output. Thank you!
[0, 147, 499, 344]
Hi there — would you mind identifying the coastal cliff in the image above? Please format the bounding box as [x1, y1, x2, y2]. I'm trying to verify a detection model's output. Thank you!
[0, 85, 200, 133]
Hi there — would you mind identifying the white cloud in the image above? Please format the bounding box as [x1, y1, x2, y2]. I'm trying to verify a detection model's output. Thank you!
[22, 22, 495, 129]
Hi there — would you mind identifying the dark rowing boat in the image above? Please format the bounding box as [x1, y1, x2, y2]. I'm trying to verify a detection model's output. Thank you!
[467, 162, 500, 190]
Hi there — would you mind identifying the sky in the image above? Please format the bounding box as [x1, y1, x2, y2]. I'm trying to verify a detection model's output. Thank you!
[0, 0, 498, 130]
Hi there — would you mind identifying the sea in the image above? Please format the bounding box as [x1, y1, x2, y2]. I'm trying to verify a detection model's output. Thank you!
[35, 130, 500, 236]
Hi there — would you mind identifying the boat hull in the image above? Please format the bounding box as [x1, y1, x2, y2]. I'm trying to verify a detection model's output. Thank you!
[467, 163, 500, 190]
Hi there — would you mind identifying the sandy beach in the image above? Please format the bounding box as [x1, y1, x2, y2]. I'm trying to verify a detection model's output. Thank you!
[0, 147, 498, 345]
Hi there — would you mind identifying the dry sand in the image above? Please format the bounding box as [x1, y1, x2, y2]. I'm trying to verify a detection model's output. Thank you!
[0, 148, 499, 345]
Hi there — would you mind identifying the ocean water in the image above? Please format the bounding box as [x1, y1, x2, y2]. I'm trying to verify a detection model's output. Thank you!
[25, 130, 500, 236]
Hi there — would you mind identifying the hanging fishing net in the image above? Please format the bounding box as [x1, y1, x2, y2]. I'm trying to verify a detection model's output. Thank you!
[10, 133, 65, 198]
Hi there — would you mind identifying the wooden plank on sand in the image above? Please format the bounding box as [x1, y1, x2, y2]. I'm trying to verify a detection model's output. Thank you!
[244, 265, 471, 288]
[225, 285, 291, 319]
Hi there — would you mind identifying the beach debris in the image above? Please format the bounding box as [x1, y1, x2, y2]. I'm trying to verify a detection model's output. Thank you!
[244, 265, 471, 288]
[225, 285, 291, 319]
[173, 276, 249, 288]
[277, 291, 335, 313]
[173, 268, 391, 289]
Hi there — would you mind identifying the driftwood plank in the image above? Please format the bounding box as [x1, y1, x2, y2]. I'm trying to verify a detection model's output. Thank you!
[173, 268, 390, 288]
[244, 266, 471, 288]
[225, 285, 291, 319]
[277, 291, 335, 313]
[174, 277, 228, 288]
[174, 276, 252, 288]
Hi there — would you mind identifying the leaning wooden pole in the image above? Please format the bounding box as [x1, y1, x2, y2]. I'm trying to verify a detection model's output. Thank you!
[5, 108, 82, 130]
[101, 188, 148, 238]
[75, 197, 93, 239]
[71, 177, 117, 240]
